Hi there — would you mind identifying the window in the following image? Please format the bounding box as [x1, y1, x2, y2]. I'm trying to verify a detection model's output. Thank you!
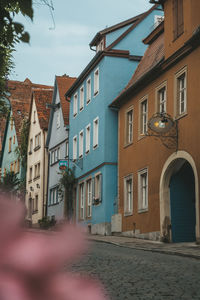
[10, 117, 13, 130]
[4, 168, 6, 177]
[56, 110, 60, 128]
[86, 78, 91, 104]
[96, 39, 104, 52]
[93, 117, 99, 149]
[94, 68, 99, 96]
[9, 137, 12, 152]
[124, 175, 133, 215]
[94, 173, 102, 203]
[86, 179, 92, 218]
[13, 135, 15, 144]
[73, 136, 77, 160]
[33, 111, 36, 123]
[175, 67, 187, 117]
[10, 163, 13, 172]
[140, 99, 148, 135]
[138, 168, 148, 212]
[33, 195, 38, 212]
[29, 167, 33, 181]
[29, 138, 33, 154]
[79, 182, 85, 220]
[158, 87, 166, 113]
[73, 93, 78, 117]
[35, 133, 41, 150]
[125, 108, 133, 145]
[34, 162, 40, 179]
[65, 140, 69, 158]
[51, 148, 60, 165]
[85, 124, 90, 154]
[79, 130, 84, 158]
[80, 86, 84, 111]
[49, 186, 59, 205]
[173, 0, 184, 40]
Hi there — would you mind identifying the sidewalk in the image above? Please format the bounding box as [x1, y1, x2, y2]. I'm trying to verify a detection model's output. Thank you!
[88, 234, 200, 260]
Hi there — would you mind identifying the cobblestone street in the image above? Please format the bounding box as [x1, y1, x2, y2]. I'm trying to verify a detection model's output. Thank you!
[69, 241, 200, 300]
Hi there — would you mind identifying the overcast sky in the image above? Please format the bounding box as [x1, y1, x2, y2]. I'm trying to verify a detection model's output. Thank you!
[10, 0, 153, 86]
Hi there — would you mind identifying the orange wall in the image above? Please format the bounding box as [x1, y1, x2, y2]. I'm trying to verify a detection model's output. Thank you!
[118, 47, 200, 234]
[164, 0, 200, 59]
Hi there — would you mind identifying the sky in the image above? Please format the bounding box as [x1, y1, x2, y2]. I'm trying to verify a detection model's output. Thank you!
[10, 0, 153, 86]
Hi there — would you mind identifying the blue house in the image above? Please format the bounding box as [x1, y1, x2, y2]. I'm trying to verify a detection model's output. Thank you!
[46, 75, 76, 220]
[65, 4, 164, 235]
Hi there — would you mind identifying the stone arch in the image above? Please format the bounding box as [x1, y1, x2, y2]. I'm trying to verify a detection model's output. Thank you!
[160, 151, 199, 242]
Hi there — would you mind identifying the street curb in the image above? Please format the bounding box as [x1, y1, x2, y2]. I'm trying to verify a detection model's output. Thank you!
[90, 238, 200, 260]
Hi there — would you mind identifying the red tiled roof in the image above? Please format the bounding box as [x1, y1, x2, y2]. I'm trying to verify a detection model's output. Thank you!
[56, 75, 76, 125]
[33, 89, 53, 130]
[110, 31, 164, 108]
[0, 79, 53, 147]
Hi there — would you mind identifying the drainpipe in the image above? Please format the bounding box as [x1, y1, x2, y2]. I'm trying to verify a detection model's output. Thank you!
[45, 148, 50, 218]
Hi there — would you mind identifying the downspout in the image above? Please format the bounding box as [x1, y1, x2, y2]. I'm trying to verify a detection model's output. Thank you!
[45, 148, 50, 218]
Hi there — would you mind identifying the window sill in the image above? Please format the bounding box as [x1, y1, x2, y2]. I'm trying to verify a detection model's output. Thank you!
[124, 141, 133, 149]
[138, 208, 148, 214]
[79, 155, 83, 159]
[50, 160, 59, 167]
[33, 121, 36, 124]
[32, 210, 38, 215]
[94, 91, 99, 97]
[175, 112, 187, 121]
[28, 151, 32, 155]
[73, 113, 77, 118]
[92, 198, 102, 205]
[79, 107, 84, 112]
[124, 212, 133, 217]
[173, 31, 184, 42]
[48, 202, 59, 207]
[28, 179, 32, 184]
[93, 144, 98, 150]
[85, 150, 90, 155]
[138, 134, 147, 141]
[34, 145, 41, 152]
[86, 99, 91, 105]
[33, 176, 40, 181]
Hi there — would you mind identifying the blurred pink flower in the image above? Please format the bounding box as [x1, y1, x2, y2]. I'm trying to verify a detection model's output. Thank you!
[0, 196, 107, 300]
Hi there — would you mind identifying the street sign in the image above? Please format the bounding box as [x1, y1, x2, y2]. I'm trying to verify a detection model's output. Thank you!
[59, 160, 68, 170]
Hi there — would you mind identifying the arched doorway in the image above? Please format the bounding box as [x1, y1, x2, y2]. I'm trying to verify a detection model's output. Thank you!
[160, 151, 199, 243]
[170, 161, 195, 242]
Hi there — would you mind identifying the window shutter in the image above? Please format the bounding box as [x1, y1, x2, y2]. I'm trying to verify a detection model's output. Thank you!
[99, 174, 102, 203]
[173, 0, 178, 39]
[92, 177, 95, 204]
[177, 0, 184, 36]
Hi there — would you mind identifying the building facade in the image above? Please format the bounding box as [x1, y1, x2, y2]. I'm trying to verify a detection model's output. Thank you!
[26, 89, 53, 225]
[110, 0, 200, 242]
[46, 75, 76, 221]
[66, 4, 163, 235]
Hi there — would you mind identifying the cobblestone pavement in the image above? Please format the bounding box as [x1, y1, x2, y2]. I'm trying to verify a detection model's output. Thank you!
[68, 241, 200, 300]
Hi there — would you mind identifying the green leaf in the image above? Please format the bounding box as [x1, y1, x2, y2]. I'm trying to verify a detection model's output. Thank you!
[13, 22, 24, 34]
[20, 31, 30, 43]
[18, 0, 33, 20]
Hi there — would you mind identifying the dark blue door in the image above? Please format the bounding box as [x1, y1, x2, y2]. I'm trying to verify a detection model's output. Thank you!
[169, 161, 196, 242]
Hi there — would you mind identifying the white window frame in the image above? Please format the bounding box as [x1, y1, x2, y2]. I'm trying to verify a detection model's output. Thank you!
[124, 174, 133, 216]
[93, 117, 99, 149]
[94, 172, 102, 202]
[73, 135, 77, 161]
[80, 85, 84, 111]
[125, 107, 133, 145]
[139, 97, 148, 136]
[94, 67, 99, 96]
[155, 81, 167, 114]
[175, 67, 187, 118]
[65, 140, 69, 158]
[79, 130, 84, 158]
[35, 132, 41, 149]
[49, 186, 59, 206]
[138, 168, 148, 213]
[85, 124, 91, 154]
[86, 77, 91, 104]
[86, 178, 92, 218]
[73, 93, 78, 117]
[79, 182, 85, 220]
